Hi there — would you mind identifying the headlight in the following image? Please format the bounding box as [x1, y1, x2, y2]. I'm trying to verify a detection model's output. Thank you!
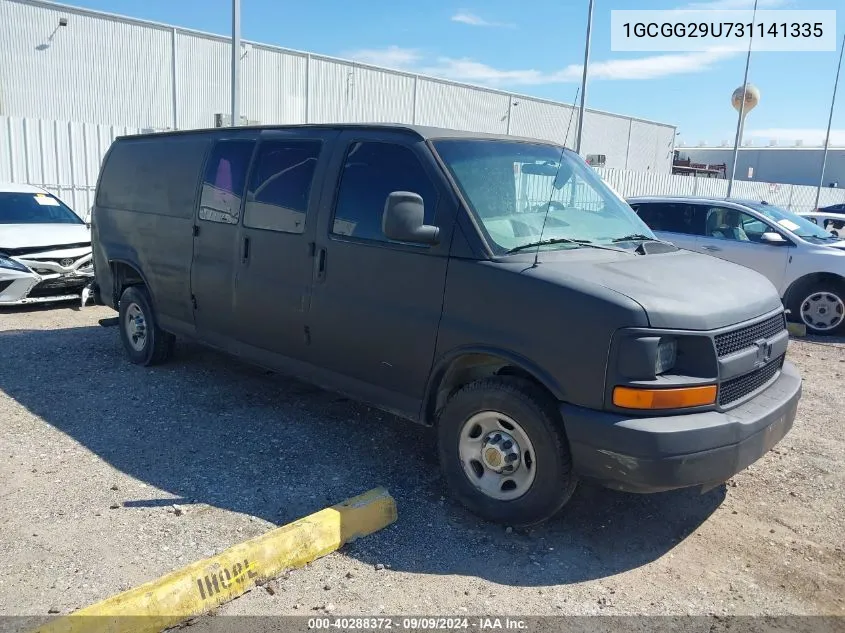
[655, 338, 677, 375]
[0, 255, 30, 273]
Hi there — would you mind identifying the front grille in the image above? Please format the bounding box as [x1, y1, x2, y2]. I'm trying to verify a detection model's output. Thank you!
[29, 254, 87, 268]
[718, 356, 783, 407]
[27, 277, 88, 298]
[0, 280, 13, 294]
[714, 313, 786, 358]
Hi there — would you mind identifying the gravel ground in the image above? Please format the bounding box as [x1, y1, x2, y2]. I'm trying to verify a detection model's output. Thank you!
[0, 304, 843, 621]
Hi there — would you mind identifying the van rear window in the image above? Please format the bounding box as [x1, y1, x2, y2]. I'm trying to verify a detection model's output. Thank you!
[96, 136, 210, 218]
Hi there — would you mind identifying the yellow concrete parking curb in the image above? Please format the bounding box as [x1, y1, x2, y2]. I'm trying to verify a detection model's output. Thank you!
[30, 487, 397, 633]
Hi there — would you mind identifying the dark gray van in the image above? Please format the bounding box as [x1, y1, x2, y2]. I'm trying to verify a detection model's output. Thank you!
[90, 124, 802, 526]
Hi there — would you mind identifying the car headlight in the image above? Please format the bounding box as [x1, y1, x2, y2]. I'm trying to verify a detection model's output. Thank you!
[0, 255, 30, 273]
[655, 337, 677, 375]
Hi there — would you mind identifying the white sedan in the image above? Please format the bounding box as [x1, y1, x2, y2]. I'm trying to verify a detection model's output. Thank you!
[628, 196, 845, 335]
[0, 183, 94, 305]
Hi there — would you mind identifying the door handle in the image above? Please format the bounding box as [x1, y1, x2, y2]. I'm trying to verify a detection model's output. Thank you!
[242, 236, 251, 263]
[314, 246, 327, 282]
[703, 245, 721, 252]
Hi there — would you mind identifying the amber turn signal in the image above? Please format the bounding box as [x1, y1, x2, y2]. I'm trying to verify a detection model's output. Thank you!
[612, 385, 717, 410]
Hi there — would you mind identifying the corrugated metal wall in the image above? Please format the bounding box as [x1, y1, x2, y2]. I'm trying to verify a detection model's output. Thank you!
[0, 0, 174, 129]
[4, 112, 843, 219]
[0, 0, 677, 172]
[0, 115, 152, 215]
[682, 147, 845, 188]
[508, 99, 577, 147]
[593, 168, 845, 212]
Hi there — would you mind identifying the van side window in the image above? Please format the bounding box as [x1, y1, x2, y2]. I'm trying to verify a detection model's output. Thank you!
[331, 141, 436, 242]
[244, 140, 321, 234]
[198, 140, 255, 224]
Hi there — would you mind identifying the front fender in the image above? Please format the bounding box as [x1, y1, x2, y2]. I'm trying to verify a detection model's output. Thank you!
[421, 345, 565, 424]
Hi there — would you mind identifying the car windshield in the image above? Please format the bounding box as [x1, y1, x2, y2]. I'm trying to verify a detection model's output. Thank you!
[0, 192, 83, 224]
[432, 139, 656, 255]
[742, 202, 834, 241]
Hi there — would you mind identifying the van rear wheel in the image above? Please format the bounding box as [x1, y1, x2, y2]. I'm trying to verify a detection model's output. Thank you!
[118, 285, 174, 366]
[437, 376, 577, 527]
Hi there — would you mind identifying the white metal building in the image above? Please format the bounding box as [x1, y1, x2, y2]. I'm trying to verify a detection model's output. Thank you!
[0, 0, 677, 173]
[680, 146, 845, 189]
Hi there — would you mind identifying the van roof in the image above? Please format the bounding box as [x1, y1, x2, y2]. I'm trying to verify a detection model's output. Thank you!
[117, 123, 565, 147]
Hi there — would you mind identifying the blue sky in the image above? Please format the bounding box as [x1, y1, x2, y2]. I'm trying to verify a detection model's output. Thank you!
[62, 0, 844, 146]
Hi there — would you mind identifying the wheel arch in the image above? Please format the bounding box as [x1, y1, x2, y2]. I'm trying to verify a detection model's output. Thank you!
[110, 259, 153, 309]
[783, 271, 845, 314]
[421, 346, 564, 426]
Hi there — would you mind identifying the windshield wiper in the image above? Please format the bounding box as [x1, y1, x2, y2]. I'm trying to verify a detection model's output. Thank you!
[506, 237, 632, 255]
[611, 234, 661, 243]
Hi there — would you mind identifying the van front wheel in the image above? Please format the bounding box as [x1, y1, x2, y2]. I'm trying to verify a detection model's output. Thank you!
[437, 377, 577, 527]
[118, 285, 174, 366]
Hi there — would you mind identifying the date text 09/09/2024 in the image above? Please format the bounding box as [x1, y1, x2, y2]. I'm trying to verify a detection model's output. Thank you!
[307, 617, 528, 630]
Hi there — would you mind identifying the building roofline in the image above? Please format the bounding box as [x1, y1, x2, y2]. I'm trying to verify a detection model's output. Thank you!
[12, 0, 677, 130]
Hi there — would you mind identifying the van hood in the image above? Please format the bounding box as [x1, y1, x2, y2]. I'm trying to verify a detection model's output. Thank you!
[525, 248, 783, 331]
[0, 224, 90, 251]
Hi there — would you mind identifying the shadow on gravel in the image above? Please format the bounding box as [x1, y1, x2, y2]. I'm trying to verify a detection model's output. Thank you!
[0, 324, 725, 587]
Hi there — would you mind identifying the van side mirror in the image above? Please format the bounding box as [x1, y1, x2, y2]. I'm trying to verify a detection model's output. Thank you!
[383, 191, 439, 245]
[761, 232, 788, 245]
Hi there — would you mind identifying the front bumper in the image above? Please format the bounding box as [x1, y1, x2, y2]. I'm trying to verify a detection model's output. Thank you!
[562, 361, 802, 493]
[0, 257, 94, 305]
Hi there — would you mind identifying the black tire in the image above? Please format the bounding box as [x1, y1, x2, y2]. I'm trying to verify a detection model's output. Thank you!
[789, 282, 845, 336]
[117, 285, 175, 365]
[436, 376, 577, 527]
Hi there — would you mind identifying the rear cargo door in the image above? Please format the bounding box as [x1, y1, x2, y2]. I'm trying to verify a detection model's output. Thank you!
[190, 136, 257, 349]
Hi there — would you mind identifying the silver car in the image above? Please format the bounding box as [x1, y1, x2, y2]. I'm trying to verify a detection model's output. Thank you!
[0, 183, 94, 305]
[628, 196, 845, 335]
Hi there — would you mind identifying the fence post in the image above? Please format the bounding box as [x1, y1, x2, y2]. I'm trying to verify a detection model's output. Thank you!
[693, 171, 698, 196]
[787, 185, 794, 211]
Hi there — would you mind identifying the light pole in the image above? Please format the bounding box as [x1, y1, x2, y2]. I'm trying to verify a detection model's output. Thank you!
[814, 31, 845, 211]
[575, 0, 594, 155]
[726, 0, 758, 198]
[231, 0, 241, 127]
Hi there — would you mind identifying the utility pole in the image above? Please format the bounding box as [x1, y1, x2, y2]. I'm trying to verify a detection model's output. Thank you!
[727, 0, 758, 198]
[575, 0, 594, 155]
[814, 31, 845, 211]
[231, 0, 241, 127]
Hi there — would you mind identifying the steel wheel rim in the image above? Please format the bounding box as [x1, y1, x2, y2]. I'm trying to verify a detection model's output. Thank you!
[457, 411, 537, 501]
[800, 291, 845, 332]
[124, 302, 147, 351]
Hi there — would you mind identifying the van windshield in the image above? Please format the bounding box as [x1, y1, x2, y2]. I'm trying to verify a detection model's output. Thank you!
[0, 192, 83, 225]
[432, 139, 655, 255]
